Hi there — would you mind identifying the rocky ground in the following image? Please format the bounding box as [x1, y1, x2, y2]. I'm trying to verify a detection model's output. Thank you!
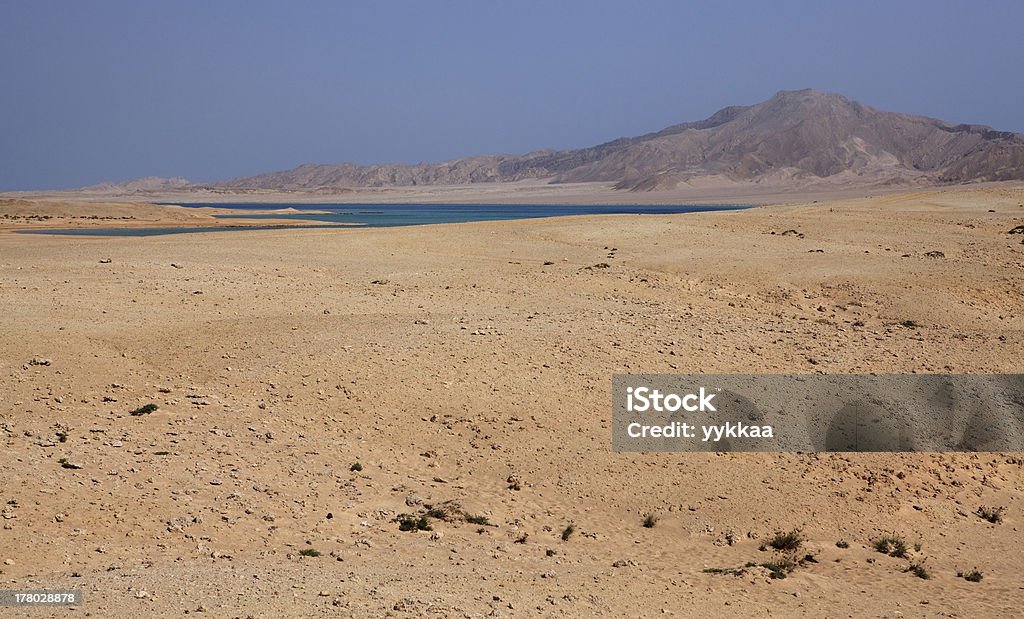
[1, 185, 1023, 617]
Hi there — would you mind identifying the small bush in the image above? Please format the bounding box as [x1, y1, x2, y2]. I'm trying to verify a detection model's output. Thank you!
[561, 523, 575, 541]
[977, 506, 1005, 524]
[397, 514, 431, 532]
[702, 567, 725, 574]
[642, 513, 658, 528]
[349, 462, 363, 472]
[760, 559, 796, 579]
[426, 506, 448, 520]
[905, 560, 930, 579]
[298, 548, 321, 557]
[130, 403, 159, 417]
[873, 534, 908, 558]
[768, 529, 803, 552]
[466, 514, 490, 526]
[958, 569, 983, 582]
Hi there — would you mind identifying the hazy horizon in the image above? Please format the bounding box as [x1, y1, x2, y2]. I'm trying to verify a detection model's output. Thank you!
[2, 0, 1023, 191]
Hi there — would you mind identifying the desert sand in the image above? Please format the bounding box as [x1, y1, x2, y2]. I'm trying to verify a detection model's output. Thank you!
[1, 185, 1023, 617]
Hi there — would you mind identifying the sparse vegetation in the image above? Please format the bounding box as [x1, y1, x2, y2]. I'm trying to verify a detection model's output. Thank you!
[349, 462, 363, 472]
[426, 506, 449, 520]
[761, 558, 796, 579]
[642, 513, 658, 528]
[466, 514, 490, 526]
[976, 505, 1005, 524]
[130, 403, 159, 416]
[298, 548, 321, 557]
[703, 559, 795, 580]
[958, 568, 983, 582]
[154, 451, 171, 456]
[397, 514, 432, 532]
[904, 560, 930, 579]
[873, 534, 908, 558]
[768, 529, 803, 552]
[900, 319, 920, 329]
[561, 523, 575, 541]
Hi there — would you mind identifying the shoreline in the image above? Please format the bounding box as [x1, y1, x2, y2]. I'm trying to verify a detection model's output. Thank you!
[7, 178, 1024, 208]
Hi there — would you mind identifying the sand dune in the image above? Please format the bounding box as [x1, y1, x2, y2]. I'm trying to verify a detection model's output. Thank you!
[1, 185, 1023, 616]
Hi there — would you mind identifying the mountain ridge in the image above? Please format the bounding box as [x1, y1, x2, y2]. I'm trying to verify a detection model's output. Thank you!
[104, 90, 1024, 193]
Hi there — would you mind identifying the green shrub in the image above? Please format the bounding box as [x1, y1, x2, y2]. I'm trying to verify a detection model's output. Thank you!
[977, 506, 1005, 524]
[905, 561, 930, 579]
[768, 529, 803, 552]
[397, 514, 432, 532]
[873, 534, 908, 558]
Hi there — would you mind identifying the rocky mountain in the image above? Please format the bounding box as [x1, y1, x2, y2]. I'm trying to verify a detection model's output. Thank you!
[154, 90, 1024, 192]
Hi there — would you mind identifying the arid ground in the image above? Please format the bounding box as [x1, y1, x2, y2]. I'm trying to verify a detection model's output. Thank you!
[1, 185, 1023, 617]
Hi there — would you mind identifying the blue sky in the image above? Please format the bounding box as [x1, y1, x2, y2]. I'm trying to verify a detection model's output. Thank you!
[2, 0, 1022, 190]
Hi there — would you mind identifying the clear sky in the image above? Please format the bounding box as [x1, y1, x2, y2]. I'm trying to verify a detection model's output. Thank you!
[2, 0, 1022, 190]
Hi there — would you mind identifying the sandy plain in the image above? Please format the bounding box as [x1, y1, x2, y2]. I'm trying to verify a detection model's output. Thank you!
[1, 184, 1023, 617]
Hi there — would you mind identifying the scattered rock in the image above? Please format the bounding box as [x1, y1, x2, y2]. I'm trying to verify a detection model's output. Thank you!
[29, 357, 52, 366]
[99, 258, 112, 264]
[924, 250, 945, 258]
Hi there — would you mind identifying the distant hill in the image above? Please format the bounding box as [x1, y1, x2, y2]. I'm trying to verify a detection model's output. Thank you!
[110, 90, 1024, 193]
